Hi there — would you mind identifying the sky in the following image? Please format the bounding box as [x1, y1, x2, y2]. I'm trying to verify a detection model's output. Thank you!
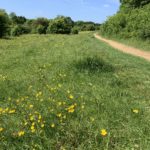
[0, 0, 120, 23]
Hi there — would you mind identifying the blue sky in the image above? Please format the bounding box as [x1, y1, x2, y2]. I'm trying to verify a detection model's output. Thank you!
[0, 0, 120, 23]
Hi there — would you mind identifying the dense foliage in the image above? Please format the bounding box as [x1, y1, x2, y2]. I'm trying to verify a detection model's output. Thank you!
[101, 1, 150, 40]
[71, 27, 79, 34]
[120, 0, 150, 8]
[31, 18, 49, 34]
[47, 16, 74, 34]
[0, 9, 100, 38]
[74, 21, 100, 31]
[0, 10, 10, 38]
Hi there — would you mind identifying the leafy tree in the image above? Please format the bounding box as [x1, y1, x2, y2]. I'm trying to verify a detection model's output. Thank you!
[74, 21, 100, 31]
[32, 18, 49, 34]
[101, 1, 150, 39]
[9, 13, 26, 24]
[11, 25, 31, 36]
[0, 9, 10, 38]
[37, 25, 46, 34]
[47, 16, 74, 34]
[120, 0, 150, 8]
[11, 25, 22, 36]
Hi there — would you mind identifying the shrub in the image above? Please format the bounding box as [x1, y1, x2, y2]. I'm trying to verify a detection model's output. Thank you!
[32, 18, 49, 34]
[71, 28, 79, 34]
[11, 25, 22, 36]
[37, 25, 46, 34]
[10, 13, 27, 25]
[74, 21, 100, 31]
[11, 25, 31, 36]
[47, 16, 74, 34]
[101, 2, 150, 40]
[0, 10, 10, 38]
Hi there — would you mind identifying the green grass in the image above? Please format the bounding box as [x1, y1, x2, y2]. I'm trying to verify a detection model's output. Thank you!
[0, 32, 150, 149]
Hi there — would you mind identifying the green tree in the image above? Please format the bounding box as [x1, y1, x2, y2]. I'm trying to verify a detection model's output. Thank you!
[37, 25, 46, 34]
[47, 16, 74, 34]
[11, 25, 31, 36]
[32, 18, 49, 34]
[120, 0, 150, 9]
[101, 1, 150, 39]
[9, 12, 26, 25]
[0, 9, 10, 38]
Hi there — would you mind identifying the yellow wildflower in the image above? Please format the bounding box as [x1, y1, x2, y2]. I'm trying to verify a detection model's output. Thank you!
[51, 123, 55, 128]
[38, 115, 42, 120]
[133, 109, 139, 114]
[67, 104, 76, 113]
[0, 127, 4, 132]
[31, 126, 35, 130]
[32, 122, 35, 126]
[31, 129, 35, 133]
[29, 105, 33, 108]
[69, 95, 74, 99]
[9, 109, 16, 114]
[24, 122, 28, 126]
[68, 108, 75, 113]
[30, 116, 34, 121]
[31, 125, 35, 133]
[36, 91, 42, 98]
[41, 124, 45, 128]
[100, 129, 107, 136]
[57, 113, 62, 118]
[18, 131, 25, 137]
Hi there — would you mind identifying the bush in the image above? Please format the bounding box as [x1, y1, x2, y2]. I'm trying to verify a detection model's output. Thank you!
[11, 25, 31, 36]
[74, 21, 100, 31]
[71, 28, 79, 34]
[10, 13, 27, 25]
[11, 25, 22, 36]
[0, 10, 10, 38]
[32, 18, 49, 34]
[37, 25, 46, 34]
[47, 16, 74, 34]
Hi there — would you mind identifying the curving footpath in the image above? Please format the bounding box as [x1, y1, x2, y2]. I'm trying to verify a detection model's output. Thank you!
[94, 33, 150, 62]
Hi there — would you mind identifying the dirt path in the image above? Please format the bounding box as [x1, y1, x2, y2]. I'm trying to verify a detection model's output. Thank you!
[94, 34, 150, 62]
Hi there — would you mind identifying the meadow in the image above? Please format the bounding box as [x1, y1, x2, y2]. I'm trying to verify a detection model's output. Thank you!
[0, 32, 150, 150]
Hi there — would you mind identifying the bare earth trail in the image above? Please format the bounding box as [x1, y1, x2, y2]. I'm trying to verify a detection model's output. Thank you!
[94, 34, 150, 62]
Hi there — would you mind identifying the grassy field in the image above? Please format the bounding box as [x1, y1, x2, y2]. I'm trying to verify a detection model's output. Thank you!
[0, 32, 150, 150]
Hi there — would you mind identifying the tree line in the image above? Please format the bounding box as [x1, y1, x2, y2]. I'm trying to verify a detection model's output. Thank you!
[100, 0, 150, 40]
[0, 9, 100, 38]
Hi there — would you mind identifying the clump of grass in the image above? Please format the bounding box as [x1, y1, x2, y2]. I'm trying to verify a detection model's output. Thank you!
[75, 56, 115, 73]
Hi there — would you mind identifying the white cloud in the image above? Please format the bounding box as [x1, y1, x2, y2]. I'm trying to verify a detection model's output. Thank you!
[103, 4, 110, 8]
